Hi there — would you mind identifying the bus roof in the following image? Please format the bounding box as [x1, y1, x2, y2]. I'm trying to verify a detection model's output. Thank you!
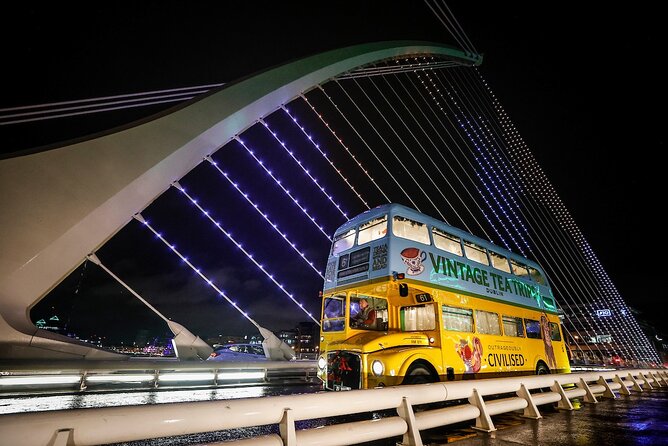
[334, 203, 545, 274]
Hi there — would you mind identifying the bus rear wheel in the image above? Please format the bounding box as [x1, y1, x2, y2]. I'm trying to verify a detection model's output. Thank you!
[403, 364, 437, 385]
[536, 362, 550, 375]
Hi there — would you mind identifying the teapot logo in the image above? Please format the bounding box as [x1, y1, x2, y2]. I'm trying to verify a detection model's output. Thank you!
[400, 247, 426, 275]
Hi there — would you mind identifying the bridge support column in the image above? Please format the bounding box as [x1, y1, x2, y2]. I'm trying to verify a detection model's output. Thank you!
[597, 376, 617, 399]
[396, 396, 423, 446]
[577, 378, 598, 404]
[613, 375, 631, 396]
[627, 373, 643, 392]
[516, 383, 542, 418]
[551, 381, 574, 410]
[469, 388, 495, 432]
[637, 372, 653, 390]
[279, 408, 296, 446]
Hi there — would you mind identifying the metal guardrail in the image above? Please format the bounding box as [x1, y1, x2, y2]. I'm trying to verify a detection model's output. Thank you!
[0, 368, 665, 445]
[0, 359, 317, 395]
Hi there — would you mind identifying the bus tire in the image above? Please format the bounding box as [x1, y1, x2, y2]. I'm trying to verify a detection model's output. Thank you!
[536, 361, 550, 375]
[403, 362, 438, 385]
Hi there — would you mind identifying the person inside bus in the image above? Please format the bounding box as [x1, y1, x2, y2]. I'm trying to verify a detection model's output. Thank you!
[351, 298, 376, 328]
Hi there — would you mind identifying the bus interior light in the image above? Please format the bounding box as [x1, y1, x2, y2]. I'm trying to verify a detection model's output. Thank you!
[392, 271, 405, 280]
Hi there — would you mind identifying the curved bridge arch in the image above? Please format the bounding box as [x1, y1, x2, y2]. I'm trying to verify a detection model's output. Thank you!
[0, 41, 479, 358]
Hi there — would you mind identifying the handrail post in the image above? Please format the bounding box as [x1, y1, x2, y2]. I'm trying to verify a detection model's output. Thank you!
[468, 388, 495, 432]
[597, 376, 617, 399]
[51, 429, 74, 446]
[653, 371, 668, 387]
[279, 408, 296, 446]
[613, 374, 631, 396]
[577, 378, 598, 403]
[626, 373, 643, 392]
[79, 371, 87, 392]
[551, 381, 573, 410]
[637, 372, 653, 390]
[516, 383, 542, 418]
[396, 396, 423, 446]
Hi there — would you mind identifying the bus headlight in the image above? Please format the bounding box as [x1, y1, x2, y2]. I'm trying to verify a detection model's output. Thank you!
[371, 360, 384, 376]
[317, 356, 326, 370]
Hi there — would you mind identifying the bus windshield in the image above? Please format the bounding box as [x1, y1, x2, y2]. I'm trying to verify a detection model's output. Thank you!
[350, 294, 387, 331]
[322, 294, 345, 332]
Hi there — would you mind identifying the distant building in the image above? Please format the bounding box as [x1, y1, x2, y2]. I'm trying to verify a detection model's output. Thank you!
[295, 321, 319, 359]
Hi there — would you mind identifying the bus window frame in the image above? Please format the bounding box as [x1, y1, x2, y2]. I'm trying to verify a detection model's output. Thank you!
[489, 250, 512, 274]
[392, 215, 430, 245]
[431, 226, 464, 257]
[441, 304, 474, 333]
[357, 214, 388, 246]
[331, 229, 357, 256]
[501, 315, 525, 338]
[400, 303, 437, 332]
[322, 293, 347, 332]
[462, 239, 490, 266]
[524, 318, 542, 339]
[475, 309, 502, 336]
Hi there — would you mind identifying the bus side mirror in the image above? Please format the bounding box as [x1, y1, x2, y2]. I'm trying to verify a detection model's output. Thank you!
[399, 283, 408, 297]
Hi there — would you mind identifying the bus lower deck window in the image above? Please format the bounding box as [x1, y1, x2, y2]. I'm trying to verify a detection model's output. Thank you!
[525, 318, 541, 339]
[549, 322, 562, 341]
[502, 316, 524, 337]
[442, 305, 473, 332]
[476, 310, 501, 335]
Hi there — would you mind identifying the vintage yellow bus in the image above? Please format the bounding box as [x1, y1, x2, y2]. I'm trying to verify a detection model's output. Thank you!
[317, 203, 570, 390]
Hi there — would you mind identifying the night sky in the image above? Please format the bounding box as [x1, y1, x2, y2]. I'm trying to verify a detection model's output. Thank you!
[3, 3, 664, 343]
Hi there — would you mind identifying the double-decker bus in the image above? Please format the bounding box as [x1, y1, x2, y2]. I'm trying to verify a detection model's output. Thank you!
[317, 203, 569, 390]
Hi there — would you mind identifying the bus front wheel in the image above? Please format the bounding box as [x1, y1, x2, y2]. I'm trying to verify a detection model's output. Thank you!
[403, 363, 437, 385]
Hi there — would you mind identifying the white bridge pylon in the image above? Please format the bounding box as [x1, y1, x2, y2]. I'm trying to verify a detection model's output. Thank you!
[0, 41, 479, 359]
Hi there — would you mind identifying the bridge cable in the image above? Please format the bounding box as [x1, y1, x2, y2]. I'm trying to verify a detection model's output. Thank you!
[389, 66, 512, 249]
[205, 156, 325, 278]
[448, 66, 644, 361]
[259, 118, 348, 219]
[281, 105, 370, 210]
[423, 0, 472, 54]
[299, 93, 391, 204]
[423, 66, 533, 254]
[331, 80, 432, 213]
[0, 83, 223, 126]
[435, 0, 479, 54]
[234, 136, 332, 241]
[454, 67, 655, 362]
[439, 67, 617, 361]
[133, 214, 261, 327]
[430, 67, 619, 362]
[391, 64, 595, 361]
[409, 68, 521, 252]
[442, 67, 625, 355]
[171, 182, 320, 325]
[384, 67, 500, 242]
[443, 66, 640, 362]
[364, 74, 479, 234]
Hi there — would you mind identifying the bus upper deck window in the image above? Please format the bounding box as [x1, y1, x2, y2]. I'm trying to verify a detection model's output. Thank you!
[463, 240, 489, 266]
[432, 228, 463, 256]
[331, 229, 356, 255]
[489, 250, 511, 273]
[357, 215, 388, 245]
[511, 259, 530, 279]
[392, 216, 430, 245]
[528, 266, 546, 285]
